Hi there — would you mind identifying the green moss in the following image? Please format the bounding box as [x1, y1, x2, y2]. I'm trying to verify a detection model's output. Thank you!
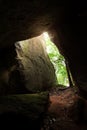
[0, 92, 49, 118]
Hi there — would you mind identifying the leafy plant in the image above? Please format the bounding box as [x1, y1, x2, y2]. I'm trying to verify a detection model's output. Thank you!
[44, 33, 69, 87]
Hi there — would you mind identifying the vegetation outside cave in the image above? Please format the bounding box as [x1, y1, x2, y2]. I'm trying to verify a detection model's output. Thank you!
[43, 32, 70, 87]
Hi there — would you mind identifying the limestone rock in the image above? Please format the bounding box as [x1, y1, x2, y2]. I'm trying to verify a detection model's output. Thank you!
[15, 34, 57, 92]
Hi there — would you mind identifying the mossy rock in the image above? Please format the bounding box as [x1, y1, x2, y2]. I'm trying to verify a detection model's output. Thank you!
[0, 92, 49, 129]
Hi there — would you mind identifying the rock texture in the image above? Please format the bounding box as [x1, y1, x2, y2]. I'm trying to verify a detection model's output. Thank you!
[0, 92, 49, 129]
[15, 34, 57, 92]
[0, 0, 87, 97]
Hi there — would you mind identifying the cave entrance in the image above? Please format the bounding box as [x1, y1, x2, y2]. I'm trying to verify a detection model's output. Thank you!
[43, 32, 69, 87]
[15, 32, 70, 92]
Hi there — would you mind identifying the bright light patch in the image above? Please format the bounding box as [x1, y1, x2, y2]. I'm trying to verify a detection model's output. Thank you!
[42, 32, 69, 87]
[43, 32, 49, 40]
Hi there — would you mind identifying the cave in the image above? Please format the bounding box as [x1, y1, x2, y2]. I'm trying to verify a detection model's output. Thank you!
[0, 0, 87, 130]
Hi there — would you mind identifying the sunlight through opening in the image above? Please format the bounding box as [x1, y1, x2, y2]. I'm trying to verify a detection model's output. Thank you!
[43, 32, 69, 87]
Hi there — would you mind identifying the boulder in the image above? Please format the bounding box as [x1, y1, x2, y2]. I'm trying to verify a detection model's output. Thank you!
[0, 92, 49, 130]
[15, 34, 57, 92]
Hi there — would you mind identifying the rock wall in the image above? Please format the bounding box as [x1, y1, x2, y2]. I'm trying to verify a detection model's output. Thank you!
[15, 34, 57, 92]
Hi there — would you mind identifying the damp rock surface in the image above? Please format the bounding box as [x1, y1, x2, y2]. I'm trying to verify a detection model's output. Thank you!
[41, 87, 87, 130]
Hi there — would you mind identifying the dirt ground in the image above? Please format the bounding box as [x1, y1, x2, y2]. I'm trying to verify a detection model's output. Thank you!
[41, 87, 87, 130]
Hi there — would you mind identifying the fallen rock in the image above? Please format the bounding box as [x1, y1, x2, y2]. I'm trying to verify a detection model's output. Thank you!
[0, 92, 49, 130]
[15, 35, 57, 92]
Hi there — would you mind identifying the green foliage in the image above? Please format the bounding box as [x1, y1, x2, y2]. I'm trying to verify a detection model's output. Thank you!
[44, 34, 69, 87]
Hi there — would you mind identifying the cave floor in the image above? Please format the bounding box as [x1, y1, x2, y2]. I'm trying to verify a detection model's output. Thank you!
[41, 87, 87, 130]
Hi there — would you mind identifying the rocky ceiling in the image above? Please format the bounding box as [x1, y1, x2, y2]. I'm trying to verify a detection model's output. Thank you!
[0, 0, 87, 95]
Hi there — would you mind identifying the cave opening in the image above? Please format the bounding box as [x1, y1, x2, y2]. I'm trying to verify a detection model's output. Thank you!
[43, 32, 69, 87]
[15, 32, 70, 90]
[0, 1, 87, 129]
